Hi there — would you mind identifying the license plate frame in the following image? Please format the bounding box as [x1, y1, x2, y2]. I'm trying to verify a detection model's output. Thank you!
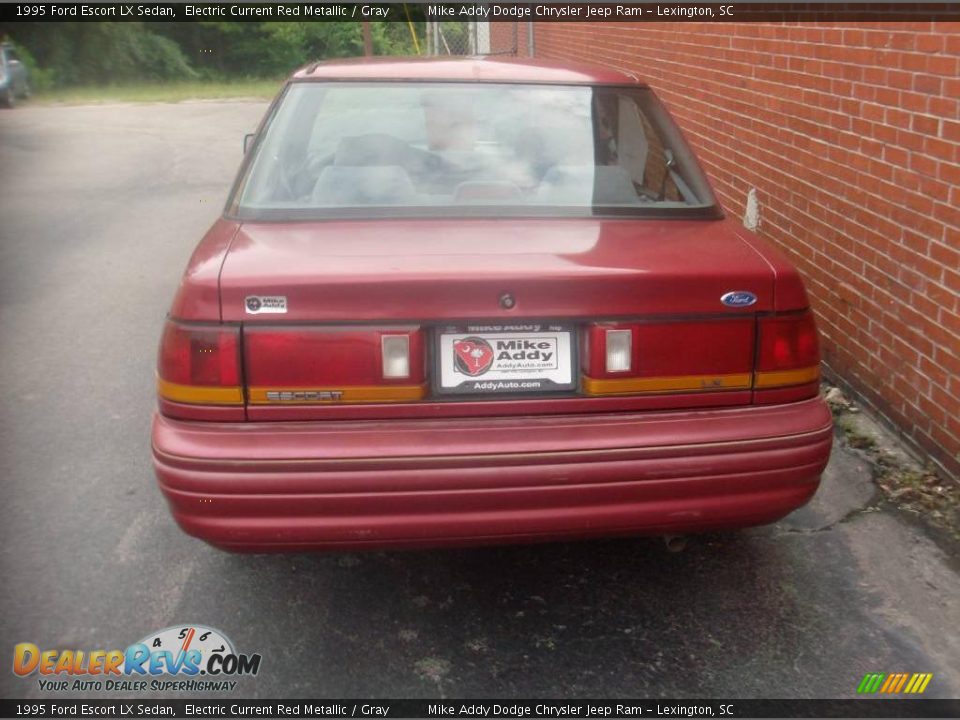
[433, 322, 578, 397]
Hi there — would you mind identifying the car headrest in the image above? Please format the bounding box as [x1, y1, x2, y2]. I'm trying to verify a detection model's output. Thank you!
[334, 134, 416, 167]
[312, 166, 416, 206]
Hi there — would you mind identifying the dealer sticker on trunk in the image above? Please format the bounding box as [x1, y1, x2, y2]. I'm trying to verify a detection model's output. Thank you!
[437, 324, 575, 395]
[245, 295, 287, 314]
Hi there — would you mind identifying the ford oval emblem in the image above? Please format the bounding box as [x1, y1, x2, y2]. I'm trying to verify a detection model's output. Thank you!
[721, 291, 757, 308]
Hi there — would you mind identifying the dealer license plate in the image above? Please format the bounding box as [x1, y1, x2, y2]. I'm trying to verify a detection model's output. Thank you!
[435, 323, 576, 395]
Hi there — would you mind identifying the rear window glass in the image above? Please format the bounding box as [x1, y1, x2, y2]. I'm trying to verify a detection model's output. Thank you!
[232, 81, 719, 220]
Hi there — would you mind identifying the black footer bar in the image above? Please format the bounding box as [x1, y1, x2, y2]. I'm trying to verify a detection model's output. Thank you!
[4, 699, 960, 719]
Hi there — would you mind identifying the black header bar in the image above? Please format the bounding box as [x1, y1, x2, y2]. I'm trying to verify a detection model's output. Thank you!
[1, 2, 959, 22]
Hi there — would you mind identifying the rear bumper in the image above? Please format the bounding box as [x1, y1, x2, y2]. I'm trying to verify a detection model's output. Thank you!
[152, 398, 833, 552]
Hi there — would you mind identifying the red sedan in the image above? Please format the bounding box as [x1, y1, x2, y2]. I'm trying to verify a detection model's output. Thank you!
[152, 57, 832, 552]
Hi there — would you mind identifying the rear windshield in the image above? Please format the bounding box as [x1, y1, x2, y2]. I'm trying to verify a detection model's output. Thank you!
[231, 81, 720, 220]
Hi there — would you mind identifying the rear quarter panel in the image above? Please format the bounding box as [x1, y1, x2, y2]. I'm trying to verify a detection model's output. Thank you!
[733, 227, 811, 311]
[169, 218, 240, 321]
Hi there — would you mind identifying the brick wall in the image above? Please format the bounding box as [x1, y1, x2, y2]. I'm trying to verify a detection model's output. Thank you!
[531, 21, 960, 477]
[489, 21, 528, 55]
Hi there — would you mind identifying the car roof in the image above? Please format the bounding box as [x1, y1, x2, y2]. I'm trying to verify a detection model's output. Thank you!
[292, 56, 645, 86]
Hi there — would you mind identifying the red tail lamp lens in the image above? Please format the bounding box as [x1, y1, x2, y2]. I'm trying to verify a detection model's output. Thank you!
[157, 321, 241, 390]
[758, 311, 820, 372]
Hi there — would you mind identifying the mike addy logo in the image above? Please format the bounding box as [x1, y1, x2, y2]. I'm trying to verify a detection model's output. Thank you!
[453, 336, 495, 376]
[12, 624, 261, 693]
[453, 336, 558, 378]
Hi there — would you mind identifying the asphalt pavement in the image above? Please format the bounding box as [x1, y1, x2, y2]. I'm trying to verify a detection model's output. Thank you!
[0, 101, 958, 701]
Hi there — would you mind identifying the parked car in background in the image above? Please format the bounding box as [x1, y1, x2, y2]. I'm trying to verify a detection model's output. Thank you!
[152, 57, 832, 552]
[0, 43, 30, 108]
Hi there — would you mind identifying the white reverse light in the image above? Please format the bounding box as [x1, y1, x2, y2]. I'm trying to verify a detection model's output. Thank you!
[382, 335, 410, 379]
[605, 329, 632, 373]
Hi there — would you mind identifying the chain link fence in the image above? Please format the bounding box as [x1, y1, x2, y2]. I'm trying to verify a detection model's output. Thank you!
[425, 21, 519, 56]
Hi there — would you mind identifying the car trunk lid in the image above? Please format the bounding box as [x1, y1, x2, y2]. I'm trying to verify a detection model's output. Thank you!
[219, 218, 775, 322]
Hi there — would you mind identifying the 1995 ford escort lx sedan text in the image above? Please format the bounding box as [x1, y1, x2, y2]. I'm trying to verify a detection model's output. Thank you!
[152, 57, 832, 552]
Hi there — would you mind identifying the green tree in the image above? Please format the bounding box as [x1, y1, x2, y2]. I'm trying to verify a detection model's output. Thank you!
[0, 19, 426, 88]
[160, 22, 419, 78]
[0, 22, 195, 85]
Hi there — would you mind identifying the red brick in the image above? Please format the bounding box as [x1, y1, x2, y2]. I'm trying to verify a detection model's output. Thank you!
[873, 123, 898, 144]
[883, 145, 909, 167]
[943, 268, 960, 295]
[925, 136, 957, 161]
[903, 92, 930, 114]
[911, 114, 940, 136]
[913, 74, 943, 95]
[915, 34, 944, 53]
[928, 54, 960, 76]
[900, 53, 929, 72]
[909, 152, 939, 178]
[886, 108, 911, 129]
[941, 308, 960, 337]
[928, 96, 958, 118]
[930, 240, 960, 267]
[936, 345, 960, 378]
[889, 33, 917, 51]
[887, 69, 913, 90]
[915, 395, 947, 428]
[925, 282, 956, 312]
[901, 230, 930, 255]
[897, 129, 926, 152]
[874, 86, 901, 107]
[940, 161, 960, 185]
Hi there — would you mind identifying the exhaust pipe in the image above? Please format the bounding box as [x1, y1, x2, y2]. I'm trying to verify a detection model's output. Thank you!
[663, 534, 688, 553]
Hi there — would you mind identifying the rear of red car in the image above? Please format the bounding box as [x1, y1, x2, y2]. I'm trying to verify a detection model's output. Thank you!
[152, 58, 832, 552]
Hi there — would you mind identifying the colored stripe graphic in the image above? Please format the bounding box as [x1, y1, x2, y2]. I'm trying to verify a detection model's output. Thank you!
[893, 674, 908, 692]
[858, 672, 932, 694]
[857, 673, 885, 694]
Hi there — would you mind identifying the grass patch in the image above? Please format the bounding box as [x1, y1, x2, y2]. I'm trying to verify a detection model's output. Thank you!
[827, 383, 959, 540]
[836, 416, 878, 451]
[876, 461, 960, 537]
[32, 79, 283, 105]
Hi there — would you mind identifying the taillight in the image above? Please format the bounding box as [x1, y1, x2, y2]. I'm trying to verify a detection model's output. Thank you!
[582, 320, 755, 395]
[244, 327, 425, 404]
[755, 310, 821, 391]
[753, 310, 821, 404]
[157, 320, 243, 408]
